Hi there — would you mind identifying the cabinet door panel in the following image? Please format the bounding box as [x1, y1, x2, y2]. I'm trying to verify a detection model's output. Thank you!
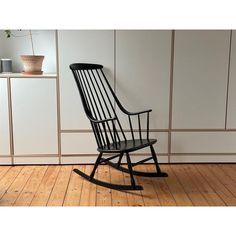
[170, 155, 236, 163]
[0, 79, 10, 155]
[58, 30, 114, 130]
[172, 30, 230, 128]
[171, 132, 236, 153]
[116, 30, 171, 129]
[227, 31, 236, 128]
[61, 133, 97, 155]
[12, 79, 58, 155]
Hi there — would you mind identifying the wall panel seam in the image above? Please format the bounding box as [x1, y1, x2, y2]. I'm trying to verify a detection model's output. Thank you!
[56, 30, 62, 164]
[168, 30, 175, 163]
[225, 30, 233, 129]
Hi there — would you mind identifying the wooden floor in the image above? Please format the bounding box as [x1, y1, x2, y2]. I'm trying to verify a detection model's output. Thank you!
[0, 164, 236, 206]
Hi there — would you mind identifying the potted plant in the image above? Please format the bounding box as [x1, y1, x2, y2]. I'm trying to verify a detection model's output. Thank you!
[5, 30, 44, 75]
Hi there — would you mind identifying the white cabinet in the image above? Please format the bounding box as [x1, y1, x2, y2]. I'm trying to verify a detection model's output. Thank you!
[172, 30, 230, 129]
[0, 78, 10, 156]
[227, 31, 236, 128]
[11, 78, 58, 155]
[58, 30, 114, 130]
[116, 30, 171, 129]
[171, 132, 236, 153]
[61, 133, 97, 155]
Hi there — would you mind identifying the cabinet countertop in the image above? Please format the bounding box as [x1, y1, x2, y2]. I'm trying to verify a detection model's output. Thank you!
[0, 73, 57, 78]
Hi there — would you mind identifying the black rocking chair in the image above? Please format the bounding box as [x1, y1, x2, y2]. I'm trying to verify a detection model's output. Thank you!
[70, 63, 168, 190]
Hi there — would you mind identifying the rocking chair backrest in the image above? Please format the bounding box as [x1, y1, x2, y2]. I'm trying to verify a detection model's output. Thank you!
[70, 63, 127, 149]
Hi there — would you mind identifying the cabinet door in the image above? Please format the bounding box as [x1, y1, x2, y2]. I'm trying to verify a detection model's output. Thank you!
[0, 78, 10, 155]
[11, 78, 58, 155]
[58, 30, 114, 130]
[227, 31, 236, 128]
[172, 30, 230, 129]
[171, 132, 236, 153]
[116, 30, 171, 129]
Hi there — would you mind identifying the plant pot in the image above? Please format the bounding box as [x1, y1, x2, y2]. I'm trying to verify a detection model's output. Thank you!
[20, 55, 44, 75]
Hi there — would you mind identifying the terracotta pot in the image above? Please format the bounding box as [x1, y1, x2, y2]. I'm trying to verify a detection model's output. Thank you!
[20, 55, 44, 75]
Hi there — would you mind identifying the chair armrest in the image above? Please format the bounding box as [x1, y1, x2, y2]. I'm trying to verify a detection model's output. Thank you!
[126, 109, 152, 116]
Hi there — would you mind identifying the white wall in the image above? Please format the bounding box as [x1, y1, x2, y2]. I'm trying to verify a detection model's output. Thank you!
[1, 29, 236, 164]
[116, 30, 171, 129]
[172, 30, 230, 129]
[58, 30, 236, 163]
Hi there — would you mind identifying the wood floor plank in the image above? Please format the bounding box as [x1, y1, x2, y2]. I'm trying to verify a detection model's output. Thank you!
[0, 166, 35, 206]
[207, 164, 236, 198]
[0, 164, 235, 206]
[162, 165, 193, 206]
[47, 165, 72, 206]
[147, 165, 176, 206]
[0, 166, 11, 179]
[184, 165, 225, 206]
[30, 166, 60, 206]
[110, 166, 129, 206]
[96, 165, 112, 206]
[219, 164, 236, 183]
[14, 166, 48, 206]
[135, 165, 161, 206]
[228, 164, 236, 177]
[123, 165, 144, 207]
[80, 165, 97, 206]
[0, 166, 23, 200]
[196, 165, 236, 206]
[172, 165, 208, 206]
[63, 165, 85, 206]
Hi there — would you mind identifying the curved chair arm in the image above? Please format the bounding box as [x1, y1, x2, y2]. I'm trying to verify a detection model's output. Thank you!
[126, 109, 152, 116]
[114, 96, 152, 116]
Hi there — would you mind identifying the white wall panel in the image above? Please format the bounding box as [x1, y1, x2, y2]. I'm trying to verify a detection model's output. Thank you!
[61, 133, 97, 155]
[116, 30, 171, 129]
[227, 31, 236, 128]
[58, 30, 114, 130]
[61, 155, 168, 164]
[172, 30, 230, 129]
[14, 157, 59, 165]
[0, 157, 11, 165]
[172, 132, 236, 153]
[0, 79, 10, 155]
[12, 79, 58, 155]
[170, 155, 236, 163]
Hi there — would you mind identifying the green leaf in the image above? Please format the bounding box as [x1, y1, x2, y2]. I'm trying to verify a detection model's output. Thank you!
[4, 30, 12, 38]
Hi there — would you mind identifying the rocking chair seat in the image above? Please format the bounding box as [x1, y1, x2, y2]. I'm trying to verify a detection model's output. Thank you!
[98, 139, 157, 153]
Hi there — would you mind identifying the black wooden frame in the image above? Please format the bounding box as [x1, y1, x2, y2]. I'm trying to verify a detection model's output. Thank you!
[70, 63, 167, 190]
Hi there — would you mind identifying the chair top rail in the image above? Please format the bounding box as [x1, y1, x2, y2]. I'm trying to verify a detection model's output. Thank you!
[70, 63, 103, 70]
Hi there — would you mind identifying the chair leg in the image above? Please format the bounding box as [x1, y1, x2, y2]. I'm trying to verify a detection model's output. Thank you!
[126, 152, 138, 189]
[150, 145, 168, 177]
[89, 152, 103, 180]
[150, 145, 161, 173]
[116, 152, 124, 168]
